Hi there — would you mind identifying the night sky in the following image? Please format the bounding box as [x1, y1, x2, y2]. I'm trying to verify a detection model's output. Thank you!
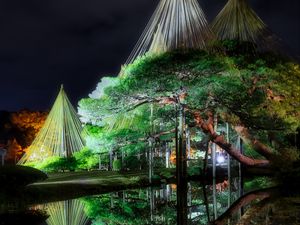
[0, 0, 299, 111]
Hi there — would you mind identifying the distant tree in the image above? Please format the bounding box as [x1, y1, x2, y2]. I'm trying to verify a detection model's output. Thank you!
[6, 138, 22, 163]
[10, 110, 48, 147]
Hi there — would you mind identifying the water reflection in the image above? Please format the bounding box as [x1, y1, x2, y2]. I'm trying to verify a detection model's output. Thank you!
[1, 175, 285, 225]
[35, 177, 247, 225]
[43, 199, 89, 225]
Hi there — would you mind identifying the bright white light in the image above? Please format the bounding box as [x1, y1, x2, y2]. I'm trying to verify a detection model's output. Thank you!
[217, 155, 225, 164]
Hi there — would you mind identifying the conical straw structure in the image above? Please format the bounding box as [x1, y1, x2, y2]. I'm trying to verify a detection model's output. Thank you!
[212, 0, 275, 49]
[126, 0, 213, 64]
[18, 86, 85, 164]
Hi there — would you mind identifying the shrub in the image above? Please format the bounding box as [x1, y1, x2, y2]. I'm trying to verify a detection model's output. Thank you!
[124, 155, 140, 170]
[73, 148, 98, 170]
[113, 159, 122, 171]
[33, 156, 76, 173]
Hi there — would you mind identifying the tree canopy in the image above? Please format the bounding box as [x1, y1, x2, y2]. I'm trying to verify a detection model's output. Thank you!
[79, 41, 300, 168]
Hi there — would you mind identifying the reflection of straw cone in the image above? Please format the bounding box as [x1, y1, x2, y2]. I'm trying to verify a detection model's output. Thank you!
[45, 199, 89, 225]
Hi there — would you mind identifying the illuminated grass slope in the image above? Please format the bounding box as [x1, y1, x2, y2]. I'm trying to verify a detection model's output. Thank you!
[212, 0, 275, 50]
[45, 199, 89, 225]
[126, 0, 213, 64]
[18, 86, 85, 164]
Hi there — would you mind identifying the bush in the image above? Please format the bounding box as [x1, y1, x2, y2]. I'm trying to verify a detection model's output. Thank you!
[153, 156, 164, 168]
[113, 159, 122, 171]
[33, 156, 77, 173]
[73, 148, 98, 170]
[124, 155, 140, 170]
[29, 148, 99, 172]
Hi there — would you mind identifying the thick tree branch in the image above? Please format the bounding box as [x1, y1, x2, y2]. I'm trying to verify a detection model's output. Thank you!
[193, 111, 270, 167]
[234, 125, 273, 160]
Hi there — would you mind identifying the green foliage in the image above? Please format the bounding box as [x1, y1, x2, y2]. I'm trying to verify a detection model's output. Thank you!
[244, 177, 275, 191]
[30, 148, 99, 172]
[124, 155, 140, 170]
[272, 147, 300, 173]
[82, 192, 149, 225]
[73, 147, 98, 170]
[33, 156, 77, 172]
[153, 156, 164, 168]
[113, 159, 122, 171]
[78, 42, 300, 170]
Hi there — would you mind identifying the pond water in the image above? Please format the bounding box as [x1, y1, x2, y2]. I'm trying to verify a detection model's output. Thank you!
[2, 175, 299, 225]
[31, 177, 279, 225]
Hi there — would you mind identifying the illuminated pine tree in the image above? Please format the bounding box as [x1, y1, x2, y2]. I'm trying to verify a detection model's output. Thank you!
[126, 0, 213, 64]
[18, 86, 85, 164]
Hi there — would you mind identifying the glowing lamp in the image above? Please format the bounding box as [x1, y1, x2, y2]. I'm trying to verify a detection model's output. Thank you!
[217, 155, 225, 164]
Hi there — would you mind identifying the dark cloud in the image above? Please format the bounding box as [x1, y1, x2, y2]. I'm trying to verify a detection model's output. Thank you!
[0, 0, 299, 111]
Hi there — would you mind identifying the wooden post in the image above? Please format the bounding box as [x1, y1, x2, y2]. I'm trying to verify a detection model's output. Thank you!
[188, 182, 192, 219]
[109, 151, 113, 171]
[203, 141, 209, 175]
[177, 101, 187, 181]
[212, 115, 218, 220]
[226, 123, 231, 224]
[98, 153, 102, 170]
[212, 115, 218, 178]
[149, 187, 154, 222]
[148, 137, 154, 183]
[165, 142, 170, 168]
[121, 150, 125, 170]
[149, 104, 154, 183]
[177, 173, 188, 225]
[175, 103, 179, 178]
[176, 98, 187, 225]
[110, 193, 114, 209]
[213, 177, 217, 220]
[239, 137, 244, 215]
[203, 183, 211, 223]
[186, 127, 191, 167]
